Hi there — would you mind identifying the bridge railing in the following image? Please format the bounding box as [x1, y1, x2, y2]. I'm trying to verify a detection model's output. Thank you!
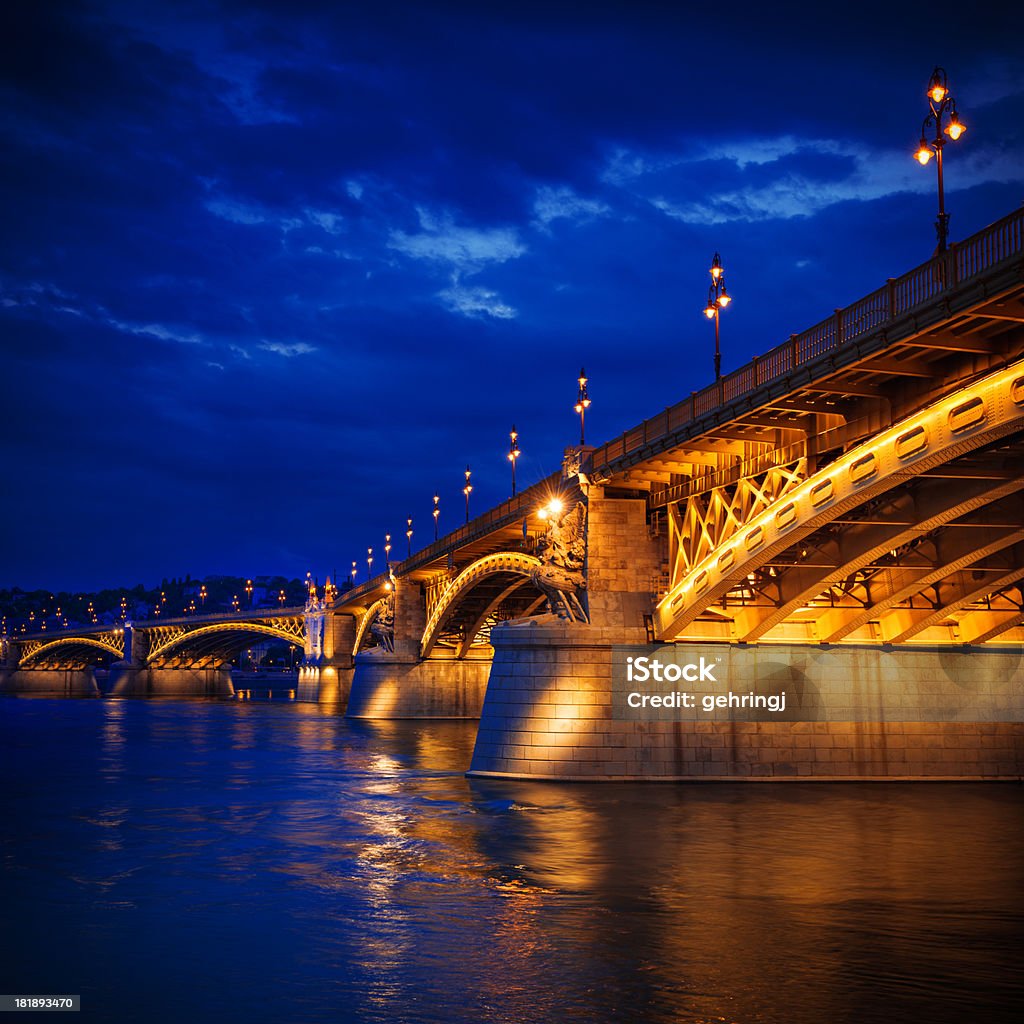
[341, 471, 567, 603]
[586, 205, 1024, 477]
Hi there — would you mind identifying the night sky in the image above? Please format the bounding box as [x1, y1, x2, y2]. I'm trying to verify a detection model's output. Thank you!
[2, 1, 1023, 592]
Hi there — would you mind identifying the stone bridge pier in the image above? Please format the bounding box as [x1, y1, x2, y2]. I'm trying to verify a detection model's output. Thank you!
[107, 624, 234, 697]
[0, 635, 100, 696]
[345, 579, 491, 718]
[468, 488, 668, 779]
[297, 605, 356, 704]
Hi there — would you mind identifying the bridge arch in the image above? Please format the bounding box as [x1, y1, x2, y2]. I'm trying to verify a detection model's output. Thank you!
[353, 598, 390, 655]
[20, 635, 123, 667]
[655, 359, 1024, 641]
[145, 619, 305, 665]
[420, 552, 545, 659]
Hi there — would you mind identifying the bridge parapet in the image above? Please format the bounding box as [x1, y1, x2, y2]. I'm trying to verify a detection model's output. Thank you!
[585, 205, 1024, 482]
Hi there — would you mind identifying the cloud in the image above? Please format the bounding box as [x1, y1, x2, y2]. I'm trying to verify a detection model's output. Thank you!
[388, 208, 526, 271]
[606, 136, 1024, 225]
[438, 282, 517, 320]
[259, 340, 317, 357]
[304, 209, 344, 234]
[203, 195, 303, 232]
[204, 196, 270, 225]
[112, 321, 204, 345]
[532, 185, 610, 228]
[1, 281, 205, 346]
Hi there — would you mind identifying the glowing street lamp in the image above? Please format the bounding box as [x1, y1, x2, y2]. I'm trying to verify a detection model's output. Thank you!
[406, 517, 413, 558]
[245, 578, 253, 607]
[574, 367, 591, 445]
[537, 496, 565, 522]
[367, 547, 374, 580]
[914, 66, 967, 254]
[433, 493, 440, 540]
[508, 425, 521, 497]
[703, 252, 732, 381]
[384, 533, 392, 569]
[199, 585, 207, 607]
[278, 589, 286, 606]
[463, 465, 473, 523]
[351, 560, 358, 585]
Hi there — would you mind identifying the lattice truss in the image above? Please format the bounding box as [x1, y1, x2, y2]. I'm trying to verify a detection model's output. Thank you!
[667, 453, 807, 586]
[680, 433, 1024, 644]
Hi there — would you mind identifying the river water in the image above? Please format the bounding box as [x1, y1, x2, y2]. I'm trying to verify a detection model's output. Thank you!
[2, 697, 1022, 1023]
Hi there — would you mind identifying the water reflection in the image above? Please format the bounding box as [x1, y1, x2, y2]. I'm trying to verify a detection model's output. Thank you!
[99, 698, 126, 783]
[1, 698, 1021, 1024]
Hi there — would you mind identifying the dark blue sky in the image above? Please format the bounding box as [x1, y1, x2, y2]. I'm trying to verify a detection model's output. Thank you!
[2, 0, 1023, 591]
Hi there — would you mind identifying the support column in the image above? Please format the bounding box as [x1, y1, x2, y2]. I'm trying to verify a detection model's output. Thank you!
[392, 579, 426, 659]
[0, 639, 101, 696]
[108, 626, 232, 697]
[298, 611, 356, 704]
[347, 580, 489, 718]
[470, 634, 1024, 780]
[583, 490, 661, 639]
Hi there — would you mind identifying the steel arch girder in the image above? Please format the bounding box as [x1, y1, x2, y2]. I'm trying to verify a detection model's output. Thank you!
[419, 552, 542, 660]
[729, 474, 1024, 641]
[19, 634, 124, 666]
[654, 358, 1024, 641]
[353, 598, 389, 655]
[884, 558, 1024, 643]
[819, 497, 1024, 641]
[453, 577, 535, 659]
[145, 618, 305, 665]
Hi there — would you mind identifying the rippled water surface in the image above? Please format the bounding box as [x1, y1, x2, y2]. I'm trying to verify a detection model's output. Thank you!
[2, 697, 1023, 1023]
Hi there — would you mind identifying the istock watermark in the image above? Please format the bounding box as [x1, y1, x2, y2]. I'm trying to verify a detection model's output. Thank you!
[610, 645, 1024, 723]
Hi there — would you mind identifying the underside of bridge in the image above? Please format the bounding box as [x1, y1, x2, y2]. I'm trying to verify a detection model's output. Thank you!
[422, 573, 547, 657]
[18, 635, 123, 669]
[143, 618, 305, 667]
[671, 431, 1024, 644]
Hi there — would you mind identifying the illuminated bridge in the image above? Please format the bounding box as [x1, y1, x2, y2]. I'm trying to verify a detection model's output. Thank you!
[4, 206, 1023, 780]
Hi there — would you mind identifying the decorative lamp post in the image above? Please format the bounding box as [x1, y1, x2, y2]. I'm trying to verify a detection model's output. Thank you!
[463, 465, 473, 523]
[351, 560, 358, 585]
[199, 585, 206, 607]
[574, 367, 591, 445]
[433, 493, 440, 540]
[914, 66, 966, 254]
[703, 252, 732, 381]
[245, 578, 253, 607]
[367, 547, 374, 580]
[406, 517, 413, 558]
[508, 425, 521, 497]
[384, 533, 392, 569]
[278, 589, 286, 606]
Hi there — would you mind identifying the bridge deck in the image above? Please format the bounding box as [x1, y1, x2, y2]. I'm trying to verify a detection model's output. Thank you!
[585, 206, 1024, 496]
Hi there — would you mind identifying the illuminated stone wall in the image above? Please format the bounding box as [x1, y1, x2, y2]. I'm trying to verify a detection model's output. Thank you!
[346, 653, 491, 718]
[469, 620, 1024, 780]
[583, 493, 660, 637]
[106, 665, 234, 697]
[0, 668, 99, 696]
